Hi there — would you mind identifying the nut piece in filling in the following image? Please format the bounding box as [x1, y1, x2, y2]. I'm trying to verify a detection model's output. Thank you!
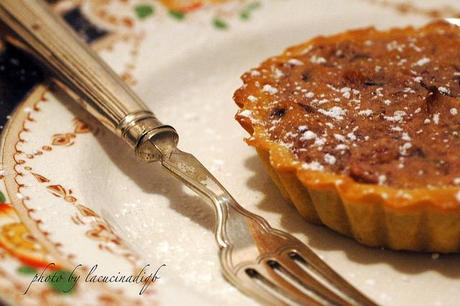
[234, 21, 460, 252]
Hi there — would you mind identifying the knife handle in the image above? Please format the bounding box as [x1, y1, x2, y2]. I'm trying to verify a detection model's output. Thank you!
[0, 0, 178, 161]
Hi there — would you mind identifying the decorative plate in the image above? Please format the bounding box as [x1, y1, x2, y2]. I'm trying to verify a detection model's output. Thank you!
[1, 0, 460, 305]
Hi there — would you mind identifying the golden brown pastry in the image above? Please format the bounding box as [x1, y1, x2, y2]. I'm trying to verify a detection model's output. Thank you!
[234, 21, 460, 252]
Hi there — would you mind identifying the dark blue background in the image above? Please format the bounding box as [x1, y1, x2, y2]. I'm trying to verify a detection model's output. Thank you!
[0, 6, 109, 130]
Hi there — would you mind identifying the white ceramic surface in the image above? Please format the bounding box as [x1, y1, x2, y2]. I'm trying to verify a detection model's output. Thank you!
[3, 0, 460, 305]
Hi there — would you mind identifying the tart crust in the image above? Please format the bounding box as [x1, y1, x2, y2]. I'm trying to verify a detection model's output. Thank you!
[234, 21, 460, 253]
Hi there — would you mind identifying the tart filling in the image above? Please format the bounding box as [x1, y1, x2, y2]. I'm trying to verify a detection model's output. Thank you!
[234, 21, 460, 252]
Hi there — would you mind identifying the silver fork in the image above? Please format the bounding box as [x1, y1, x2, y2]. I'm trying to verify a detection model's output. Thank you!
[163, 150, 377, 306]
[0, 0, 377, 305]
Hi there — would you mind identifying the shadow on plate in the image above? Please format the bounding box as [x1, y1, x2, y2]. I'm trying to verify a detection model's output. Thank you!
[55, 89, 216, 233]
[243, 154, 460, 279]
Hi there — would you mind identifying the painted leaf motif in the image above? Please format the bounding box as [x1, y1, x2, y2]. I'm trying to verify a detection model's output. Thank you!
[76, 205, 97, 217]
[48, 270, 77, 294]
[47, 185, 67, 198]
[17, 265, 38, 275]
[73, 118, 90, 134]
[51, 133, 76, 146]
[31, 173, 50, 184]
[168, 10, 185, 20]
[134, 4, 155, 19]
[213, 18, 228, 29]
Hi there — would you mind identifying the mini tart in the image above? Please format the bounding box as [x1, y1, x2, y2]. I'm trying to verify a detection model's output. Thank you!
[234, 21, 460, 253]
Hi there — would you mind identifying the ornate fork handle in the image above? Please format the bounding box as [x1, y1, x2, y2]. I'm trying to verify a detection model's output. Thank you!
[0, 0, 178, 161]
[162, 149, 297, 255]
[162, 150, 308, 286]
[162, 149, 277, 250]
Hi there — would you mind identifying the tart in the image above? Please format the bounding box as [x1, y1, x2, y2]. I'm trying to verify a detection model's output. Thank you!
[234, 21, 460, 253]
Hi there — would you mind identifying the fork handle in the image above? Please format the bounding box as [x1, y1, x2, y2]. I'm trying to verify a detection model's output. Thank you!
[0, 0, 178, 161]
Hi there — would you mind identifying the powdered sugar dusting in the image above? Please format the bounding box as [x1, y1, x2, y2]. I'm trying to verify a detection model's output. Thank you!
[324, 154, 337, 165]
[302, 161, 324, 171]
[310, 55, 327, 64]
[262, 84, 278, 94]
[414, 57, 430, 66]
[300, 130, 317, 141]
[288, 58, 304, 66]
[318, 106, 346, 120]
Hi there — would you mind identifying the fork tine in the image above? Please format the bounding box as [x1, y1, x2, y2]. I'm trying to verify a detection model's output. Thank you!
[259, 261, 329, 306]
[290, 248, 378, 306]
[237, 267, 303, 306]
[273, 255, 351, 306]
[240, 268, 293, 306]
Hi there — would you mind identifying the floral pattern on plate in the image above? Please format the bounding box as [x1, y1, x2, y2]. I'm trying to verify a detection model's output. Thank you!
[2, 0, 460, 305]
